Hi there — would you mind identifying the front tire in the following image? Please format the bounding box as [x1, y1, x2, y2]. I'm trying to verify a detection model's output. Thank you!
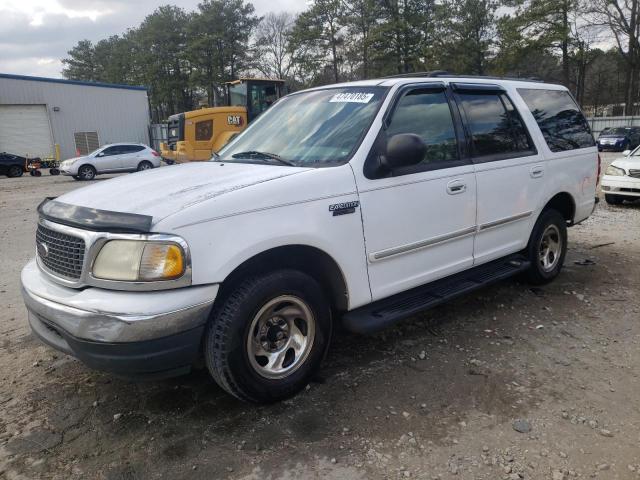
[8, 165, 23, 178]
[77, 165, 96, 181]
[525, 209, 567, 285]
[204, 269, 331, 403]
[605, 194, 624, 205]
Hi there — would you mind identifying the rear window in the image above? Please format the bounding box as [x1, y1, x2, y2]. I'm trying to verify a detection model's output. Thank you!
[517, 89, 595, 152]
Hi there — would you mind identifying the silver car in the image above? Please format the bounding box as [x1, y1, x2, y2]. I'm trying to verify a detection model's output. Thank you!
[59, 143, 162, 180]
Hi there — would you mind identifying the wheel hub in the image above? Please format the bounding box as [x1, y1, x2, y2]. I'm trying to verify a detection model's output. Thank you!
[538, 224, 562, 272]
[261, 316, 289, 351]
[247, 295, 315, 379]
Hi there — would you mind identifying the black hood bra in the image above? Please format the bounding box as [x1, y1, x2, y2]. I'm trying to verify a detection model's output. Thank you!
[38, 198, 153, 233]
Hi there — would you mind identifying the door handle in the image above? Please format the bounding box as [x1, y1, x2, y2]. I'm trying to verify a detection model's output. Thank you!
[530, 165, 544, 178]
[447, 180, 467, 195]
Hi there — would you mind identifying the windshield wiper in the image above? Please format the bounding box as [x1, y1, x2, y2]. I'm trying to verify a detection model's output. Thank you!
[231, 151, 295, 166]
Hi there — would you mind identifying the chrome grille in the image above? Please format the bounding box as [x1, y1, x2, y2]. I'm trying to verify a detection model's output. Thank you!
[36, 224, 85, 279]
[629, 169, 640, 179]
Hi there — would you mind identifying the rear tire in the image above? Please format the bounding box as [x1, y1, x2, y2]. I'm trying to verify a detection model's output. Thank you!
[137, 161, 153, 171]
[204, 269, 332, 403]
[525, 209, 567, 285]
[77, 165, 96, 181]
[605, 194, 624, 205]
[7, 165, 23, 178]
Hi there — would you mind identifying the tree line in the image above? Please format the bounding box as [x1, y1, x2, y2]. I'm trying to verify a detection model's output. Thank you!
[61, 0, 640, 121]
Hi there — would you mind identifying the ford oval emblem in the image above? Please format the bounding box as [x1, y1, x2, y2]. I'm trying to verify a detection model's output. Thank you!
[37, 241, 49, 258]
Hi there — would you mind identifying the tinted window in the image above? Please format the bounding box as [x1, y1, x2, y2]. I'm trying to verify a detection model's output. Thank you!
[127, 145, 146, 153]
[458, 93, 534, 158]
[195, 120, 213, 141]
[100, 146, 119, 156]
[387, 89, 458, 164]
[517, 89, 595, 152]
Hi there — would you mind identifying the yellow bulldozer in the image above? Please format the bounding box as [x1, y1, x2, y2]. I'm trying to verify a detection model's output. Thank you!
[160, 78, 285, 163]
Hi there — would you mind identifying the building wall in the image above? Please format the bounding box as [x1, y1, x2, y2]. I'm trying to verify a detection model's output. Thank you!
[0, 75, 150, 159]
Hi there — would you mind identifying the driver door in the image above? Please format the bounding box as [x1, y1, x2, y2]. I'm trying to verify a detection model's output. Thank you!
[94, 146, 122, 172]
[356, 84, 477, 301]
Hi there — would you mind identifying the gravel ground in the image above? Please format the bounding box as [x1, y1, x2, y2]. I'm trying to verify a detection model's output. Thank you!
[1, 155, 639, 480]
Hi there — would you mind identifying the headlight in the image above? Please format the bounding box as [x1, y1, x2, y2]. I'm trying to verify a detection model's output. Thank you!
[605, 165, 625, 176]
[92, 240, 186, 282]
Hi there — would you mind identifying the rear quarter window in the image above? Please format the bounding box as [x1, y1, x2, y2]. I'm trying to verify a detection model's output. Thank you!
[517, 88, 595, 152]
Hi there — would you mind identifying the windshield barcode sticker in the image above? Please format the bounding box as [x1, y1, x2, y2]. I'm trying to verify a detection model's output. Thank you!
[329, 92, 375, 103]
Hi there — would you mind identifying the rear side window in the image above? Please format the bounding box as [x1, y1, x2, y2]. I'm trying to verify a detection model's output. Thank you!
[457, 92, 535, 160]
[125, 145, 145, 153]
[517, 89, 595, 152]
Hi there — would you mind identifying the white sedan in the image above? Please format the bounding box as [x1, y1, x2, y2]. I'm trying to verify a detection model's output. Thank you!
[601, 147, 640, 205]
[59, 143, 162, 181]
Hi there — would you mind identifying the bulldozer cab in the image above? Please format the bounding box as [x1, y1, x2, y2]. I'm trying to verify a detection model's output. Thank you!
[226, 78, 286, 122]
[160, 78, 285, 164]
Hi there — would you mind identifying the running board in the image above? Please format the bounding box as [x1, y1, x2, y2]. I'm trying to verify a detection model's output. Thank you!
[342, 255, 530, 334]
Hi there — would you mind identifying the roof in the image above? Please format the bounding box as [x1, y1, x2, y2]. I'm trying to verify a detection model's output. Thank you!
[0, 73, 147, 91]
[302, 75, 565, 92]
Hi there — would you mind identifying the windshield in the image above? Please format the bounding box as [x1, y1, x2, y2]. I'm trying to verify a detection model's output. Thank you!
[87, 147, 103, 156]
[217, 86, 388, 167]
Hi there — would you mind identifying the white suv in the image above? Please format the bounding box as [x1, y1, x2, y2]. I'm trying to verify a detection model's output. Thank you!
[59, 143, 161, 180]
[21, 75, 598, 403]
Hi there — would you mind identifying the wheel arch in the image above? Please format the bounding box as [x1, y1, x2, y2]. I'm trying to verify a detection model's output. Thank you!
[78, 163, 97, 173]
[541, 191, 576, 225]
[217, 244, 350, 312]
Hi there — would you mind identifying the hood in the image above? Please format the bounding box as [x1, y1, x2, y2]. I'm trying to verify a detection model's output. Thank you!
[611, 156, 640, 170]
[55, 162, 310, 224]
[599, 134, 628, 140]
[62, 155, 88, 164]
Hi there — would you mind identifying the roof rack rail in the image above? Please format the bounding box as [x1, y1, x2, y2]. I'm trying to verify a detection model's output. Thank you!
[382, 70, 451, 79]
[381, 71, 544, 83]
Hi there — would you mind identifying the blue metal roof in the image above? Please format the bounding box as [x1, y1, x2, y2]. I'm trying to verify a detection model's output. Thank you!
[0, 73, 147, 91]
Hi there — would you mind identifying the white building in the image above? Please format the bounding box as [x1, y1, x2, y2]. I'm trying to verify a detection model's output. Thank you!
[0, 73, 150, 160]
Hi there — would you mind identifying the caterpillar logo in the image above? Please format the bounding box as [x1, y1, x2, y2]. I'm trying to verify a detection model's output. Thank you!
[227, 115, 242, 126]
[329, 201, 359, 216]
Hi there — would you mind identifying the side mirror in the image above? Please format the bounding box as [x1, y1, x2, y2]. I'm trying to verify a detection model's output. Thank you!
[623, 149, 631, 156]
[382, 133, 426, 170]
[96, 152, 104, 157]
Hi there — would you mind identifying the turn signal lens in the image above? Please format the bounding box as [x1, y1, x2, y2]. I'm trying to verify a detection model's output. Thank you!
[139, 244, 185, 280]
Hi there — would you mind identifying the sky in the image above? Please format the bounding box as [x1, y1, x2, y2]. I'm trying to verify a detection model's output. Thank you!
[0, 0, 305, 79]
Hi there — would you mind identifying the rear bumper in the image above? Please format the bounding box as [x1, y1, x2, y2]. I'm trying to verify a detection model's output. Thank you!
[21, 259, 218, 378]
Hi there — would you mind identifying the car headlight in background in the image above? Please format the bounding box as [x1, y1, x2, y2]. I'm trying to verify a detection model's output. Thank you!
[605, 165, 625, 176]
[92, 240, 186, 282]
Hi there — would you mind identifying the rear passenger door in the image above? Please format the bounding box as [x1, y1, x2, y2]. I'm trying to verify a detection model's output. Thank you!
[117, 145, 145, 170]
[357, 83, 477, 301]
[452, 83, 544, 265]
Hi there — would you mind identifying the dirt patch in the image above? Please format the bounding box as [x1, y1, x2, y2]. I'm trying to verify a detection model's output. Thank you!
[1, 162, 639, 479]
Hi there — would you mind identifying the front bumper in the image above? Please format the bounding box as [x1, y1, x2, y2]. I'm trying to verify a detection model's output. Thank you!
[601, 175, 640, 197]
[597, 142, 626, 151]
[21, 259, 218, 378]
